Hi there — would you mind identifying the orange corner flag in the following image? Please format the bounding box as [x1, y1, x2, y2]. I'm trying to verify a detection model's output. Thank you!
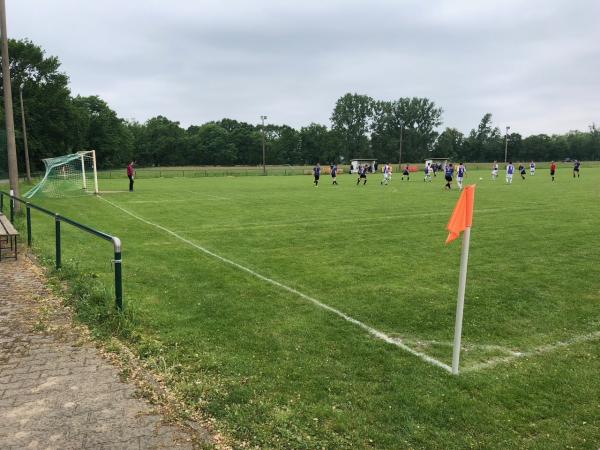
[445, 185, 476, 244]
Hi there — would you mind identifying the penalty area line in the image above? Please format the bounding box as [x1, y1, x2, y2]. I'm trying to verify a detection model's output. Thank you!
[98, 195, 452, 374]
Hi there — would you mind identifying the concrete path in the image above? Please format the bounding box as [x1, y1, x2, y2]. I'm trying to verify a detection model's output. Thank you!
[0, 256, 210, 449]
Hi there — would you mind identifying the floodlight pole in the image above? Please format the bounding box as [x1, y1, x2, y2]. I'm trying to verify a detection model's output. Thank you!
[398, 120, 404, 171]
[261, 115, 267, 175]
[19, 83, 32, 182]
[504, 126, 510, 163]
[0, 0, 20, 207]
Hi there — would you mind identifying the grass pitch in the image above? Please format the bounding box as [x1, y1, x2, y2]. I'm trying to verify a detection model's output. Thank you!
[9, 166, 600, 448]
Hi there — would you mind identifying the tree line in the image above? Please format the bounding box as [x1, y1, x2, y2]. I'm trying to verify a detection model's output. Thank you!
[1, 39, 599, 175]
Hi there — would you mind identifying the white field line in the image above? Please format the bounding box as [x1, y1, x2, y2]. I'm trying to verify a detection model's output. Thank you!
[461, 330, 600, 373]
[200, 194, 231, 201]
[99, 196, 453, 373]
[403, 339, 520, 356]
[124, 196, 227, 204]
[121, 193, 230, 203]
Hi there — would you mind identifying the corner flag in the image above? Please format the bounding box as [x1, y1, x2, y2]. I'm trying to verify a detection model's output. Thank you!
[446, 185, 475, 244]
[446, 185, 476, 375]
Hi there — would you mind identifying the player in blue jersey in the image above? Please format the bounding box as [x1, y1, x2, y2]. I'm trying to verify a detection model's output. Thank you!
[506, 161, 515, 184]
[444, 163, 454, 190]
[519, 164, 526, 180]
[357, 164, 368, 186]
[331, 164, 338, 185]
[573, 160, 581, 178]
[456, 163, 466, 190]
[313, 163, 321, 187]
[530, 161, 536, 176]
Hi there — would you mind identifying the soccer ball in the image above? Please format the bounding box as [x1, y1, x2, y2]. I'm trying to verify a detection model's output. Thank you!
[479, 177, 483, 180]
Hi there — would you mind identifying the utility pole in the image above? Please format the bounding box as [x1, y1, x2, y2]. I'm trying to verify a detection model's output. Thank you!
[504, 125, 510, 163]
[0, 0, 20, 204]
[398, 120, 404, 171]
[19, 83, 31, 182]
[261, 115, 267, 175]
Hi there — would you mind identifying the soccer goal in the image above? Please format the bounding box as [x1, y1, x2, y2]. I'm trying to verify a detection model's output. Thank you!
[24, 150, 99, 198]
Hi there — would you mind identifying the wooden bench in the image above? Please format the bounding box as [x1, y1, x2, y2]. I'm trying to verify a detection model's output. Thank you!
[0, 213, 18, 261]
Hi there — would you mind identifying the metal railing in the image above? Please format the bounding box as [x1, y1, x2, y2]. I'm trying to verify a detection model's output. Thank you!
[0, 190, 123, 310]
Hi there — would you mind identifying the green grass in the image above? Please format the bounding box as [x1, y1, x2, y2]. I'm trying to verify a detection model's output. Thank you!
[4, 166, 600, 448]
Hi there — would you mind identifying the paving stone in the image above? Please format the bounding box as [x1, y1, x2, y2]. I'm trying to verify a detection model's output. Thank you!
[0, 256, 209, 449]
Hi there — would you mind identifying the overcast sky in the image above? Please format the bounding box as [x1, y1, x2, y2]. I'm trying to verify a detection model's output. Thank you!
[7, 0, 600, 135]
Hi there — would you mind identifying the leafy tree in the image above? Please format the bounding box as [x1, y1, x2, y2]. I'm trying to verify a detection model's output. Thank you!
[463, 113, 503, 161]
[370, 98, 442, 163]
[299, 123, 338, 164]
[506, 132, 523, 161]
[1, 38, 77, 170]
[268, 125, 300, 164]
[188, 123, 236, 165]
[330, 93, 374, 159]
[370, 100, 399, 163]
[71, 95, 133, 167]
[522, 134, 553, 161]
[392, 97, 443, 162]
[211, 119, 262, 165]
[434, 128, 464, 160]
[133, 116, 185, 166]
[589, 123, 600, 160]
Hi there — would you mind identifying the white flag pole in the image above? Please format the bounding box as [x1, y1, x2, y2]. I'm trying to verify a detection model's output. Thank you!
[451, 226, 471, 375]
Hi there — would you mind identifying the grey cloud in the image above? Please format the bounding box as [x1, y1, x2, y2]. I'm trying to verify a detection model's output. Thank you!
[7, 0, 600, 135]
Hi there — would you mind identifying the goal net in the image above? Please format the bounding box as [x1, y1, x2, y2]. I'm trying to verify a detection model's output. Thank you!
[24, 150, 99, 198]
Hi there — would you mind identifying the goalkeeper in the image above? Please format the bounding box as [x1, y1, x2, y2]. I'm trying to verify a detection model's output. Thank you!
[127, 161, 136, 191]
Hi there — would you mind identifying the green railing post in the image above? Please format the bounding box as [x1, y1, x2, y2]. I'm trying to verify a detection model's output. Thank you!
[55, 214, 62, 269]
[0, 191, 3, 212]
[26, 204, 32, 247]
[112, 237, 123, 310]
[1, 190, 124, 308]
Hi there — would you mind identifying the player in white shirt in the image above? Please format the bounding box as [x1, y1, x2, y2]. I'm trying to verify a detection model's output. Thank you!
[381, 163, 391, 185]
[456, 163, 466, 190]
[530, 161, 536, 176]
[424, 163, 432, 182]
[506, 161, 515, 184]
[491, 161, 499, 181]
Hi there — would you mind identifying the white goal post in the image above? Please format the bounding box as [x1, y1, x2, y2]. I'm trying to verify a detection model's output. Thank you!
[24, 150, 99, 198]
